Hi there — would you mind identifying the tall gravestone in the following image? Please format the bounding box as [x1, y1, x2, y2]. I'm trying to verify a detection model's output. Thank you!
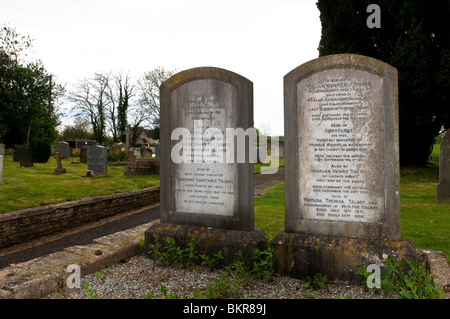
[58, 141, 71, 159]
[18, 144, 33, 167]
[437, 130, 450, 203]
[0, 143, 5, 157]
[272, 54, 416, 281]
[145, 67, 265, 264]
[87, 145, 108, 176]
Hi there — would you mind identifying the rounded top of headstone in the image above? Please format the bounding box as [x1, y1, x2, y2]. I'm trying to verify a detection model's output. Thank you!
[162, 66, 253, 91]
[285, 54, 397, 82]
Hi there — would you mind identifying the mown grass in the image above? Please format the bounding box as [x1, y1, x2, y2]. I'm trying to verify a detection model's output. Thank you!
[0, 155, 159, 213]
[399, 144, 449, 259]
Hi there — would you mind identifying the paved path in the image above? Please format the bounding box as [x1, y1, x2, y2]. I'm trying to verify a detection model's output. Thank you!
[0, 168, 284, 269]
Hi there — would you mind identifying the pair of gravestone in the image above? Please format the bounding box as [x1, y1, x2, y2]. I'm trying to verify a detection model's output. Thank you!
[145, 54, 416, 281]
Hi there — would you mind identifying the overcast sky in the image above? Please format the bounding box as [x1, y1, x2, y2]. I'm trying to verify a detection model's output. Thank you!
[1, 0, 321, 136]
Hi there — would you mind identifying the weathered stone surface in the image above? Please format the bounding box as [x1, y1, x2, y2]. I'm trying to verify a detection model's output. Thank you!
[273, 54, 414, 282]
[159, 67, 254, 230]
[283, 54, 401, 239]
[271, 232, 416, 282]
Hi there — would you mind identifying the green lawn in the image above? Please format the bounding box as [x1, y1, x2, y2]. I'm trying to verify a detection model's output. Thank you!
[0, 155, 159, 213]
[399, 144, 449, 259]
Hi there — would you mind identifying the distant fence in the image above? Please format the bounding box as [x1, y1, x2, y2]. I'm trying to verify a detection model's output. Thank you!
[0, 186, 160, 250]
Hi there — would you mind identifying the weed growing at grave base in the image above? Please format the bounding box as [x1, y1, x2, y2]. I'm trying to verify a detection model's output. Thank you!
[146, 235, 277, 299]
[356, 256, 444, 299]
[304, 273, 329, 291]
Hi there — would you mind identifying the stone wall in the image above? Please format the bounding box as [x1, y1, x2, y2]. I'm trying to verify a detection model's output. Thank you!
[0, 186, 160, 249]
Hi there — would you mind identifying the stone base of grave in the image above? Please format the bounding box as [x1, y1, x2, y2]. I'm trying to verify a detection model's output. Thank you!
[124, 159, 160, 176]
[144, 221, 267, 265]
[270, 232, 416, 283]
[437, 181, 450, 203]
[54, 168, 67, 174]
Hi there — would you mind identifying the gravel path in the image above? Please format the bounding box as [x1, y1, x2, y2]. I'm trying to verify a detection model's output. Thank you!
[46, 254, 398, 300]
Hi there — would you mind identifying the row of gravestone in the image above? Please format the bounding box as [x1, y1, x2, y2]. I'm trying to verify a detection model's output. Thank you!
[144, 54, 449, 282]
[0, 141, 159, 178]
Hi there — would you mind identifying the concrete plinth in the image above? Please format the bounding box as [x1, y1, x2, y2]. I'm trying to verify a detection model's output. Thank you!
[145, 221, 267, 265]
[271, 232, 416, 282]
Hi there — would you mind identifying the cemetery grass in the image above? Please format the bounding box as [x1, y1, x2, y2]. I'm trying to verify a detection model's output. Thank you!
[400, 144, 450, 259]
[0, 156, 159, 214]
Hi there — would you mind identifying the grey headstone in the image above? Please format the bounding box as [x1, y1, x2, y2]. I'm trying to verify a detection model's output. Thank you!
[0, 155, 4, 184]
[154, 143, 160, 158]
[272, 54, 415, 282]
[87, 146, 107, 175]
[159, 67, 255, 230]
[0, 143, 5, 157]
[437, 130, 450, 203]
[18, 144, 33, 167]
[80, 146, 89, 164]
[283, 54, 401, 238]
[146, 67, 266, 265]
[58, 141, 71, 159]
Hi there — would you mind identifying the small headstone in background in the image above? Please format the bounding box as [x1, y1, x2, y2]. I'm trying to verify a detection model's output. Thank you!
[437, 130, 450, 203]
[87, 145, 107, 176]
[145, 66, 265, 265]
[18, 144, 33, 167]
[58, 141, 71, 159]
[80, 146, 89, 164]
[272, 54, 416, 282]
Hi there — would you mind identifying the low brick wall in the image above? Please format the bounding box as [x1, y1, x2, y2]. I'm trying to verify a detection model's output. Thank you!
[0, 186, 160, 250]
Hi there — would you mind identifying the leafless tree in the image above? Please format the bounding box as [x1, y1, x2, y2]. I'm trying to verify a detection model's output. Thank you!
[138, 66, 177, 125]
[68, 72, 111, 145]
[106, 71, 135, 142]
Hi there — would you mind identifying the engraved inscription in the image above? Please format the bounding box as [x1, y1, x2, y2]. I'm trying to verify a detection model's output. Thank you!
[172, 79, 238, 216]
[297, 69, 384, 223]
